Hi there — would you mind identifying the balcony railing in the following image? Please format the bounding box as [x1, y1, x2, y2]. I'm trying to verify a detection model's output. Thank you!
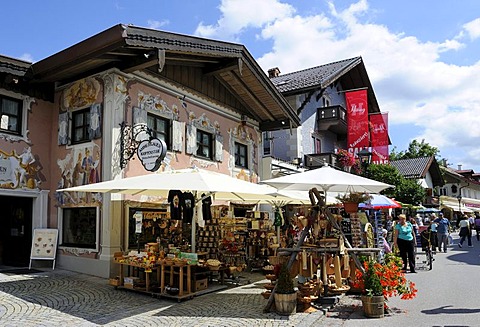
[316, 105, 347, 134]
[304, 152, 339, 169]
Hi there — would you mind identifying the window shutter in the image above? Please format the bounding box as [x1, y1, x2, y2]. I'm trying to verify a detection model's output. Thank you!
[186, 124, 197, 155]
[215, 134, 223, 162]
[172, 120, 184, 152]
[133, 106, 147, 125]
[132, 106, 148, 139]
[88, 103, 102, 140]
[58, 112, 69, 145]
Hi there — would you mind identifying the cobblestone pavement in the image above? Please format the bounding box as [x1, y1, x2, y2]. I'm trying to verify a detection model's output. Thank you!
[0, 269, 338, 327]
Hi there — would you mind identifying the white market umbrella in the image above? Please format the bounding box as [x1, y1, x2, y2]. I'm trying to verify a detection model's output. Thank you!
[60, 167, 280, 201]
[59, 167, 285, 252]
[261, 164, 393, 194]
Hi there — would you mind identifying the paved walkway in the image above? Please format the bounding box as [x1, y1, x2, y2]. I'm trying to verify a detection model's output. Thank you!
[0, 268, 337, 327]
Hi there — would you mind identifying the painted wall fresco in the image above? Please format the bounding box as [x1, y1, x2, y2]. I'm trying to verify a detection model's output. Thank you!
[56, 144, 102, 206]
[0, 147, 42, 189]
[128, 81, 261, 182]
[54, 77, 103, 207]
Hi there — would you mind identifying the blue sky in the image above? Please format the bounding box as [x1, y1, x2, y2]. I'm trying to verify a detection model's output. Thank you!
[2, 0, 480, 172]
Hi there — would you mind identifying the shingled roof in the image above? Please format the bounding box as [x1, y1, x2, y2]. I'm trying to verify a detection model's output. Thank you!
[390, 156, 444, 187]
[269, 56, 381, 113]
[3, 24, 299, 130]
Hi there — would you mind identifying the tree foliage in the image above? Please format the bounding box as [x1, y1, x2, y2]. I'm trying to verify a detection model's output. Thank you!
[390, 139, 439, 161]
[365, 164, 425, 205]
[394, 178, 426, 205]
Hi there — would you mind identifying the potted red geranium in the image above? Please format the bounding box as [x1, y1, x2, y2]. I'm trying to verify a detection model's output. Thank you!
[352, 253, 417, 318]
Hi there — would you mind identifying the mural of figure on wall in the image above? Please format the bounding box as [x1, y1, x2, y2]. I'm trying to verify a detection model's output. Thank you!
[0, 147, 41, 189]
[72, 152, 86, 203]
[18, 147, 36, 188]
[89, 148, 100, 184]
[55, 145, 102, 206]
[82, 148, 93, 185]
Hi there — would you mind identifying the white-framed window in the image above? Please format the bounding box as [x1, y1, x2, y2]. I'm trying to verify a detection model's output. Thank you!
[196, 129, 214, 160]
[147, 113, 171, 149]
[59, 207, 99, 251]
[0, 89, 33, 143]
[0, 95, 22, 134]
[71, 108, 90, 144]
[58, 104, 102, 145]
[322, 96, 331, 107]
[235, 142, 248, 168]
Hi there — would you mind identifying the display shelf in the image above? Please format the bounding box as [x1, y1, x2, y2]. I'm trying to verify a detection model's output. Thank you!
[113, 260, 211, 301]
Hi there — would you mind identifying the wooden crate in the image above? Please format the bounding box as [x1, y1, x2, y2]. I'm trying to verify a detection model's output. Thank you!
[195, 278, 208, 292]
[108, 277, 121, 286]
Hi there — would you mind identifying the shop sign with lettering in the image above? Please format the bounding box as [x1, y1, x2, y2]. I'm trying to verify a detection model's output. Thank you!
[137, 138, 167, 172]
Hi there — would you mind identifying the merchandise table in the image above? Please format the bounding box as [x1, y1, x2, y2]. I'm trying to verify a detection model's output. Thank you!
[115, 260, 159, 293]
[159, 263, 192, 297]
[113, 258, 210, 301]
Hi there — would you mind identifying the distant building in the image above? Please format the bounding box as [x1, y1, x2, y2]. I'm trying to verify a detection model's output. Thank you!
[264, 57, 385, 178]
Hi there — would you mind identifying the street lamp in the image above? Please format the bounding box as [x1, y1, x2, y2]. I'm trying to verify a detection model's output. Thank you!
[457, 194, 462, 213]
[357, 148, 372, 175]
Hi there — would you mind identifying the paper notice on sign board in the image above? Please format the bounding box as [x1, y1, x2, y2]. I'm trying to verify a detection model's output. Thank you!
[134, 211, 143, 233]
[31, 229, 58, 259]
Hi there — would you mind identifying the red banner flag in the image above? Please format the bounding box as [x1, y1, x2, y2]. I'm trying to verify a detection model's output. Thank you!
[346, 90, 369, 150]
[370, 113, 389, 164]
[372, 145, 389, 164]
[370, 113, 388, 147]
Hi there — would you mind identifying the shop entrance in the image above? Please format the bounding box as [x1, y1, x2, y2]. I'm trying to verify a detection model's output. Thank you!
[0, 196, 33, 267]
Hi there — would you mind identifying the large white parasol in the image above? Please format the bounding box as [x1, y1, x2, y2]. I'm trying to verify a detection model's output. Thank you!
[261, 163, 393, 194]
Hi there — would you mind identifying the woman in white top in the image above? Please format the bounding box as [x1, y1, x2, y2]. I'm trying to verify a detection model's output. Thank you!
[458, 215, 472, 248]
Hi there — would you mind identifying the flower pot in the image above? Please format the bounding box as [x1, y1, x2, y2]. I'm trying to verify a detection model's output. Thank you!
[361, 295, 384, 318]
[343, 202, 359, 214]
[274, 292, 297, 315]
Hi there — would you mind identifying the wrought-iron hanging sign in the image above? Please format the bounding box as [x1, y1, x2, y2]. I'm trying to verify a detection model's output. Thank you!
[137, 138, 167, 172]
[120, 122, 167, 171]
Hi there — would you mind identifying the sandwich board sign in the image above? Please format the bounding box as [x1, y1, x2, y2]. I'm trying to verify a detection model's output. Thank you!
[29, 228, 58, 270]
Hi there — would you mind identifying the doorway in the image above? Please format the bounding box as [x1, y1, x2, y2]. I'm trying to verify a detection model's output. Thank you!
[0, 196, 33, 266]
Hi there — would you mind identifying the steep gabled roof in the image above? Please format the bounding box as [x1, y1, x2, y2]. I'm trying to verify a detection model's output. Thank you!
[0, 55, 30, 76]
[270, 56, 380, 113]
[23, 24, 299, 130]
[390, 156, 444, 187]
[0, 55, 49, 98]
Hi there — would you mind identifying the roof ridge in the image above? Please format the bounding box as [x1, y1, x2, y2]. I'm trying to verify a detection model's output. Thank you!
[271, 56, 361, 79]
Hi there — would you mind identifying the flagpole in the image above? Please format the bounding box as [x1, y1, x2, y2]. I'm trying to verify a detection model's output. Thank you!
[337, 86, 368, 94]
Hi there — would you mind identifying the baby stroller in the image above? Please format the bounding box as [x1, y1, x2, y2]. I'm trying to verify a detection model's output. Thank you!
[419, 229, 434, 270]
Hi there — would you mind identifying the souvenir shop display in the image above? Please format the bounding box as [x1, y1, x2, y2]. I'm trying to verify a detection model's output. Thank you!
[263, 188, 385, 314]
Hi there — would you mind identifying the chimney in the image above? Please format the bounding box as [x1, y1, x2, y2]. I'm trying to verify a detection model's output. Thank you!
[268, 67, 281, 78]
[458, 164, 462, 170]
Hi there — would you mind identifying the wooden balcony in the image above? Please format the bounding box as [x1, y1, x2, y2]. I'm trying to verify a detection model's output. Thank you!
[304, 153, 339, 169]
[316, 105, 347, 135]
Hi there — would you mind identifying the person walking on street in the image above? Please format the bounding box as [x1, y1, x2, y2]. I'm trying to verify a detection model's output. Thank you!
[393, 214, 417, 273]
[468, 214, 475, 246]
[429, 219, 438, 252]
[475, 214, 480, 241]
[434, 213, 450, 253]
[458, 215, 473, 248]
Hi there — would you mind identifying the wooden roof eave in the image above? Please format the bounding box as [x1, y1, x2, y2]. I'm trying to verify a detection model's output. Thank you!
[27, 24, 299, 128]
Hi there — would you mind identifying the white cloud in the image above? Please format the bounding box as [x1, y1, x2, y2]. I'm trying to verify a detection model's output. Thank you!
[147, 19, 169, 29]
[194, 0, 295, 41]
[196, 0, 480, 170]
[462, 18, 480, 40]
[19, 53, 34, 63]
